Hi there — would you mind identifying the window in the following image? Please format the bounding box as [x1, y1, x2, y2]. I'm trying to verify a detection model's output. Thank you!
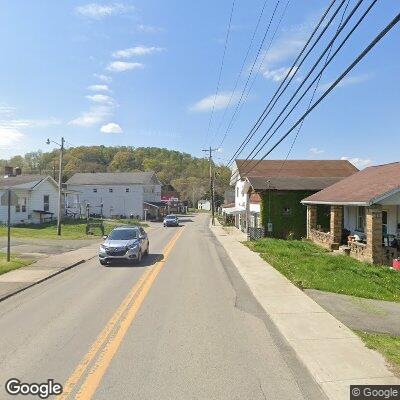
[109, 188, 113, 193]
[126, 188, 130, 193]
[93, 188, 97, 193]
[382, 210, 388, 235]
[44, 195, 50, 212]
[236, 187, 239, 197]
[356, 206, 365, 231]
[16, 205, 21, 212]
[16, 197, 27, 213]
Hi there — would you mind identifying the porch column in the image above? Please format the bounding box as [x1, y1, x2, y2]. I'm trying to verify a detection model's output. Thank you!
[330, 205, 343, 246]
[306, 205, 317, 238]
[366, 205, 383, 264]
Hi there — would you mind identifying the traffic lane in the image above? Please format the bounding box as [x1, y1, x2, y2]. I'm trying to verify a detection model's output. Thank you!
[94, 214, 322, 400]
[0, 224, 178, 399]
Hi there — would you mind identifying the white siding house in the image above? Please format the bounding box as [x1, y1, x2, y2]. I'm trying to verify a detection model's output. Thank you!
[65, 172, 161, 219]
[0, 175, 59, 225]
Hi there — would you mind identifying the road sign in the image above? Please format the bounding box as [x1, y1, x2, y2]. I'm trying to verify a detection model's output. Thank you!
[1, 191, 18, 206]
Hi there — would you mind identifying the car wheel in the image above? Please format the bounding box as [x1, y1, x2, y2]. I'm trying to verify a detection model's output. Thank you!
[136, 250, 142, 264]
[144, 242, 149, 255]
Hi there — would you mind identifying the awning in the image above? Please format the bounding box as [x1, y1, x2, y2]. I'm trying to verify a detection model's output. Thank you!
[222, 206, 245, 215]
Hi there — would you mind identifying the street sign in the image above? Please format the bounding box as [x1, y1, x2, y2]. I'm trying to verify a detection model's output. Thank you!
[1, 191, 18, 206]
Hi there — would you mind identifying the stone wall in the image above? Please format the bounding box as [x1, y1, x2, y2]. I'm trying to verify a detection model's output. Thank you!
[309, 228, 334, 250]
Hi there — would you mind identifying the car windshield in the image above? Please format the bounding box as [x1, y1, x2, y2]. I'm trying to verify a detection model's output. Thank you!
[108, 229, 138, 240]
[166, 216, 176, 220]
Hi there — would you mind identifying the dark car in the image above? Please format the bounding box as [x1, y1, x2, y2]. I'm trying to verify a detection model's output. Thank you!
[163, 215, 179, 227]
[99, 226, 149, 265]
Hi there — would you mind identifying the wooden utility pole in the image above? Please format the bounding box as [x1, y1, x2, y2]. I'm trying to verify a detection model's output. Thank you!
[202, 147, 219, 225]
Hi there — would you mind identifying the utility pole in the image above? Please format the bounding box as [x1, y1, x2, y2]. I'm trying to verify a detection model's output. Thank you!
[202, 147, 219, 225]
[46, 137, 65, 236]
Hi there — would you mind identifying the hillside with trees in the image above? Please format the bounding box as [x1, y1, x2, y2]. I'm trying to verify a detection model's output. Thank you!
[0, 146, 231, 205]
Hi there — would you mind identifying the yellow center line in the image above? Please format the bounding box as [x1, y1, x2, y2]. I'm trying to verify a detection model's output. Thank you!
[58, 227, 185, 400]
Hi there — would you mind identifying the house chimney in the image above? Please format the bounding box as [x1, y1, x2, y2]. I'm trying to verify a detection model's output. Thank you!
[4, 166, 13, 177]
[14, 167, 22, 176]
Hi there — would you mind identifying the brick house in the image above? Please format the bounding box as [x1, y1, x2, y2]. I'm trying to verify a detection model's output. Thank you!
[302, 162, 400, 265]
[230, 159, 358, 239]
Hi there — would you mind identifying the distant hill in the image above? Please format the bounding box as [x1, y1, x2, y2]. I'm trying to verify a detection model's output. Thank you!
[0, 146, 231, 203]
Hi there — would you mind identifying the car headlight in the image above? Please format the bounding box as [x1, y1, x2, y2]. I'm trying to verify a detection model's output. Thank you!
[127, 243, 139, 250]
[100, 244, 107, 251]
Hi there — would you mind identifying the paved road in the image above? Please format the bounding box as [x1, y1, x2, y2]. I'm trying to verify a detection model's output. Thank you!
[0, 214, 325, 399]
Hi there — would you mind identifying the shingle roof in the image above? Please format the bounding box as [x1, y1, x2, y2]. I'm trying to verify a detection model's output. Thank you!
[302, 162, 400, 205]
[0, 175, 47, 189]
[247, 176, 344, 191]
[66, 171, 159, 186]
[235, 159, 358, 178]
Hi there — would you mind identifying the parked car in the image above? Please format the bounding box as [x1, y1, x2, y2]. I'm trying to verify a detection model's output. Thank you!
[163, 215, 179, 227]
[99, 225, 149, 265]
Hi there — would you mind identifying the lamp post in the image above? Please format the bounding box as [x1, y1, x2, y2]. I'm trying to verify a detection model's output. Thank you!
[46, 137, 65, 236]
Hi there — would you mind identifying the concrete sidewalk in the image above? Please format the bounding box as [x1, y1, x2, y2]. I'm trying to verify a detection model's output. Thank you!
[210, 222, 400, 400]
[0, 243, 99, 302]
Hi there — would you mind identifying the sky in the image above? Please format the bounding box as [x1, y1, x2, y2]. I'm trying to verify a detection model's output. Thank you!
[0, 0, 399, 169]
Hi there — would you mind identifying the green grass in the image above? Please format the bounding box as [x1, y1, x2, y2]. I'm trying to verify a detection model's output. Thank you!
[356, 331, 400, 373]
[245, 238, 400, 302]
[0, 219, 148, 240]
[0, 252, 33, 275]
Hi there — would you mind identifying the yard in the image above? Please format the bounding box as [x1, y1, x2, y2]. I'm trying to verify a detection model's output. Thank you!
[356, 331, 400, 373]
[245, 238, 400, 302]
[0, 252, 33, 275]
[0, 218, 147, 240]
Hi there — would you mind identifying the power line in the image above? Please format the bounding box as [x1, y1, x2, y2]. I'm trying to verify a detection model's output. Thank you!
[214, 0, 281, 147]
[205, 0, 236, 142]
[242, 10, 400, 175]
[218, 0, 291, 148]
[239, 0, 370, 173]
[210, 0, 270, 146]
[277, 0, 352, 175]
[226, 0, 343, 166]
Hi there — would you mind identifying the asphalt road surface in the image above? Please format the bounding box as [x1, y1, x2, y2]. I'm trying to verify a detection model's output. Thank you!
[0, 214, 325, 399]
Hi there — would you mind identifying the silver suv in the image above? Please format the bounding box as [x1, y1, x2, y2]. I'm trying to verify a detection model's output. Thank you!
[99, 226, 149, 265]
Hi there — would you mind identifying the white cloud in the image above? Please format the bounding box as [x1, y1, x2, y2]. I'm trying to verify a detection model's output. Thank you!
[0, 126, 25, 149]
[86, 94, 114, 105]
[88, 84, 110, 92]
[69, 106, 112, 127]
[0, 105, 16, 117]
[137, 24, 163, 34]
[341, 156, 372, 169]
[93, 73, 112, 83]
[319, 74, 372, 91]
[106, 61, 144, 72]
[75, 3, 133, 19]
[263, 66, 298, 82]
[189, 92, 240, 113]
[100, 122, 123, 134]
[112, 46, 165, 58]
[309, 147, 324, 155]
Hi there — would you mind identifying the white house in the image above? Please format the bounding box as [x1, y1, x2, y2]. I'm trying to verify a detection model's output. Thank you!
[0, 173, 59, 225]
[198, 200, 211, 211]
[65, 171, 161, 219]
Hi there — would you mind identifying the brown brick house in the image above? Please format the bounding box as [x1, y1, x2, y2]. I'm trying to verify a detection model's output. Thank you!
[302, 162, 400, 265]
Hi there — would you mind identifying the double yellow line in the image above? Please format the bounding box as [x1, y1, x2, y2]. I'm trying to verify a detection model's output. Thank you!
[58, 227, 185, 400]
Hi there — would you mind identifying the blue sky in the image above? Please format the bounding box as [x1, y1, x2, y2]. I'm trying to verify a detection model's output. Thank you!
[0, 0, 398, 169]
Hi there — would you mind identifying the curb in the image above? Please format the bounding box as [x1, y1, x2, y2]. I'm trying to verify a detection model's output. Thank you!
[0, 255, 97, 303]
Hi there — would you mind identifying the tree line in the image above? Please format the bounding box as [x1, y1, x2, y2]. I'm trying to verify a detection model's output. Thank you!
[1, 146, 231, 205]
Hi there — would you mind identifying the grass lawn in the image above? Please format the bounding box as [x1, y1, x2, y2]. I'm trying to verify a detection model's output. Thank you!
[0, 219, 148, 240]
[356, 331, 400, 373]
[0, 252, 33, 275]
[245, 238, 400, 302]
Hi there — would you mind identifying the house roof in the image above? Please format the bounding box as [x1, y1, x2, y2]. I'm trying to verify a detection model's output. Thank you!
[235, 159, 358, 178]
[302, 162, 400, 205]
[0, 175, 48, 189]
[247, 176, 344, 191]
[66, 171, 159, 186]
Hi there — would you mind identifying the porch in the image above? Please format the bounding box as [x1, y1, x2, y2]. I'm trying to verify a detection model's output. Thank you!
[306, 204, 400, 265]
